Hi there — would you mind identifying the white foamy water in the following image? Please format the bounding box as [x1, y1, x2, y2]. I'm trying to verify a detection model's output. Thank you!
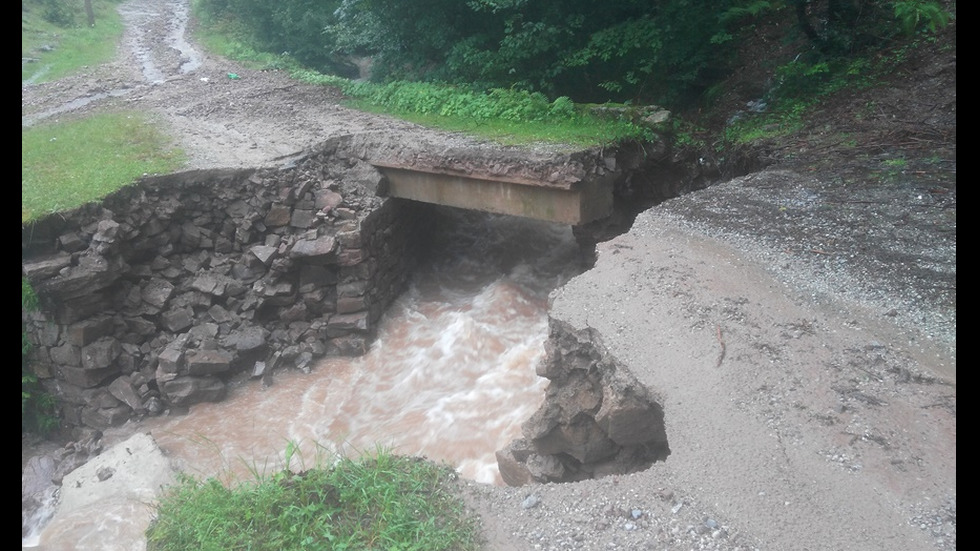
[143, 275, 551, 487]
[24, 211, 584, 549]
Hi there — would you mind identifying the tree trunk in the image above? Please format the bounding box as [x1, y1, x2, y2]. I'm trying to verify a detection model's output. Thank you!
[84, 0, 95, 27]
[792, 0, 820, 44]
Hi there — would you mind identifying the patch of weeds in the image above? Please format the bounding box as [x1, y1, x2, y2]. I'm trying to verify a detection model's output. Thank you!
[22, 0, 126, 83]
[22, 277, 58, 436]
[292, 70, 656, 147]
[668, 118, 707, 148]
[892, 0, 952, 36]
[854, 100, 879, 121]
[873, 157, 909, 184]
[725, 99, 811, 144]
[146, 445, 482, 551]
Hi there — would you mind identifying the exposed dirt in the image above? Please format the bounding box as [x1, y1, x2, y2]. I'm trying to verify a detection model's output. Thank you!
[23, 1, 955, 550]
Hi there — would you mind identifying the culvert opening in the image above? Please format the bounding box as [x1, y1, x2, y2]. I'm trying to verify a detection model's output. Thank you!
[395, 203, 673, 487]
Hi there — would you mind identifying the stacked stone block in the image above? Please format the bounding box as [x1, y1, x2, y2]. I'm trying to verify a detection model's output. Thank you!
[22, 139, 432, 432]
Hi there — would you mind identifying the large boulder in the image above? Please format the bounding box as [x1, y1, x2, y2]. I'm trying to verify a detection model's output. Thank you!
[34, 433, 176, 551]
[497, 320, 670, 485]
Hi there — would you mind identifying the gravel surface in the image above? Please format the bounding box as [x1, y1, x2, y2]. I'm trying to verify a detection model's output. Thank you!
[23, 1, 955, 550]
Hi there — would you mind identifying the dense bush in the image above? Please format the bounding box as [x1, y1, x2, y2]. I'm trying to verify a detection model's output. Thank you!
[195, 0, 358, 78]
[196, 0, 952, 109]
[197, 0, 756, 107]
[146, 449, 481, 551]
[330, 0, 737, 107]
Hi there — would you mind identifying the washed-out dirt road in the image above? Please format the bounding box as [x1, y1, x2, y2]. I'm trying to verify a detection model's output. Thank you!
[23, 0, 955, 549]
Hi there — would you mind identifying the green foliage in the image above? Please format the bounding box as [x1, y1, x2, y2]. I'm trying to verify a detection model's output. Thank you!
[22, 0, 126, 83]
[191, 0, 953, 115]
[22, 278, 57, 436]
[882, 157, 908, 168]
[22, 277, 40, 312]
[146, 447, 481, 551]
[725, 98, 812, 144]
[290, 70, 655, 146]
[711, 1, 784, 46]
[667, 119, 708, 148]
[770, 56, 872, 100]
[892, 1, 951, 35]
[718, 0, 781, 26]
[326, 0, 742, 108]
[722, 0, 951, 149]
[38, 0, 77, 27]
[784, 0, 901, 57]
[548, 96, 576, 119]
[22, 112, 185, 222]
[194, 0, 355, 76]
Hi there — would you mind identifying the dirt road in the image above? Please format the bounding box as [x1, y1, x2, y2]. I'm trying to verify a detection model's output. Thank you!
[23, 1, 955, 550]
[22, 0, 447, 168]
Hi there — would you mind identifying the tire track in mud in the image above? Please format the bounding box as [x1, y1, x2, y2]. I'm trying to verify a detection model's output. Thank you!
[22, 0, 200, 127]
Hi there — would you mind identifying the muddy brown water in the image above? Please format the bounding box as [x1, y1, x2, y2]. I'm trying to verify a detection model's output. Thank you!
[23, 211, 585, 548]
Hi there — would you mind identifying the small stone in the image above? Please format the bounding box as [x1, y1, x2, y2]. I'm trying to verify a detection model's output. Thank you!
[631, 508, 643, 519]
[145, 396, 164, 415]
[522, 494, 541, 509]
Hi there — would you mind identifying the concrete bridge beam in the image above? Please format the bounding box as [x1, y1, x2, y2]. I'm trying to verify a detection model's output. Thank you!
[372, 163, 613, 226]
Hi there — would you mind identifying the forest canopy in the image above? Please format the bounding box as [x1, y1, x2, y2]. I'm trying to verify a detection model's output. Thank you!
[195, 0, 948, 108]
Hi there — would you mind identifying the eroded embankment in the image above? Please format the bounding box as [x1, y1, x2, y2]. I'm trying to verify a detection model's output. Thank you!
[22, 136, 431, 433]
[23, 132, 719, 494]
[496, 319, 670, 485]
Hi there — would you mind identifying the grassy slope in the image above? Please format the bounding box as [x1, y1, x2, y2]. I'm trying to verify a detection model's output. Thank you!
[21, 1, 185, 222]
[22, 112, 185, 222]
[22, 0, 125, 84]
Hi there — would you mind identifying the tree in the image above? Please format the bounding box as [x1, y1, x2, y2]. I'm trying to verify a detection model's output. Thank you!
[331, 0, 736, 107]
[84, 0, 94, 27]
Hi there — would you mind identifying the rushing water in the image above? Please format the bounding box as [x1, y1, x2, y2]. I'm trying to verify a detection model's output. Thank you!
[24, 209, 586, 549]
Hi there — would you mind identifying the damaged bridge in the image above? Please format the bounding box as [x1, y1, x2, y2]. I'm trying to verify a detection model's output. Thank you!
[371, 160, 616, 225]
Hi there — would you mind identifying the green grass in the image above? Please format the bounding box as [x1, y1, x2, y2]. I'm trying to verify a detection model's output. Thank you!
[22, 0, 126, 84]
[724, 99, 812, 145]
[188, 10, 302, 73]
[146, 447, 482, 551]
[22, 277, 57, 436]
[187, 11, 660, 148]
[349, 98, 653, 148]
[22, 112, 185, 222]
[291, 71, 658, 148]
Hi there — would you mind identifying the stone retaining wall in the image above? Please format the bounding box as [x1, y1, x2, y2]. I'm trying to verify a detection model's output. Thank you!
[22, 139, 433, 432]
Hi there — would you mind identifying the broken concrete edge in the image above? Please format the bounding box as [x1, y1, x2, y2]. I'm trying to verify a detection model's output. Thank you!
[496, 318, 670, 486]
[310, 127, 694, 193]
